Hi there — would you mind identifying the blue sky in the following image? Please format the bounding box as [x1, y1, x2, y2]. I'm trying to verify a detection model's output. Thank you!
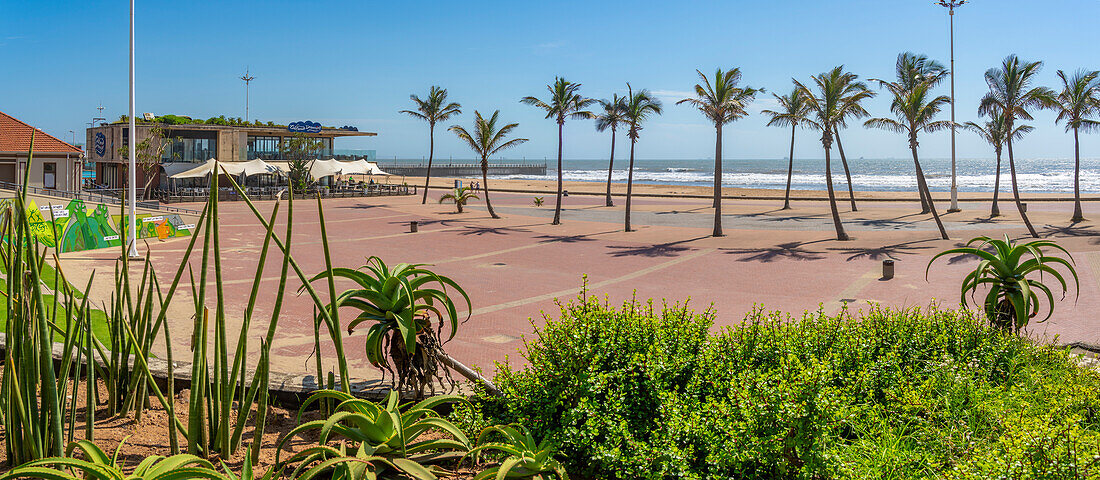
[2, 0, 1099, 162]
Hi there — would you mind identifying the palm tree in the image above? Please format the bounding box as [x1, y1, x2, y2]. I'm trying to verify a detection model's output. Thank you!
[621, 84, 663, 232]
[677, 68, 762, 237]
[594, 94, 627, 207]
[892, 54, 950, 212]
[521, 78, 596, 225]
[762, 86, 811, 210]
[979, 55, 1056, 238]
[794, 67, 873, 241]
[448, 110, 528, 219]
[400, 86, 462, 204]
[438, 186, 479, 213]
[831, 72, 876, 212]
[865, 53, 952, 241]
[1048, 69, 1100, 222]
[963, 111, 1032, 217]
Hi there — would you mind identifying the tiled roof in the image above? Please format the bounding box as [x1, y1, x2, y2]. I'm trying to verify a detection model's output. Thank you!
[0, 110, 82, 154]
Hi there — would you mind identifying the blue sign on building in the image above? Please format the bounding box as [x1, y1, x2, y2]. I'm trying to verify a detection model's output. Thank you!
[287, 121, 322, 134]
[94, 132, 106, 157]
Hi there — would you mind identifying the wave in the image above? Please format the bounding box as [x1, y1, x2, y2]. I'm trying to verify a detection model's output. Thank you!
[494, 169, 1100, 193]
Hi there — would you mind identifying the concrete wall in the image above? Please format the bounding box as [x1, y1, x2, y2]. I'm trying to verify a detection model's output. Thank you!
[0, 153, 82, 191]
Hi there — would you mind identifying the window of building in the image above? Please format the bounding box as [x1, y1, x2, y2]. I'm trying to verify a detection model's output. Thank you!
[162, 132, 217, 163]
[43, 163, 56, 189]
[248, 135, 281, 160]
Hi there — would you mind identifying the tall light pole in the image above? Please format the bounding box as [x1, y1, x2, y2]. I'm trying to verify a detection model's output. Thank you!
[938, 0, 965, 212]
[240, 67, 255, 122]
[127, 0, 139, 258]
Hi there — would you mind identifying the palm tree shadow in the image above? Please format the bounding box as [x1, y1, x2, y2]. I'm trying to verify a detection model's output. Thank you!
[606, 236, 708, 258]
[719, 240, 828, 263]
[388, 218, 468, 227]
[459, 225, 532, 236]
[337, 203, 383, 210]
[737, 208, 790, 218]
[535, 234, 596, 244]
[828, 238, 939, 261]
[761, 214, 821, 223]
[1042, 223, 1100, 239]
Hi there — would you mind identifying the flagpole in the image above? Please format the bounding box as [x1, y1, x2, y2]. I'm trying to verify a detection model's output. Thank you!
[127, 0, 139, 257]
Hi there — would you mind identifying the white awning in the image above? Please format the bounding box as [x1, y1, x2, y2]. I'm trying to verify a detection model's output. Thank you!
[168, 159, 279, 179]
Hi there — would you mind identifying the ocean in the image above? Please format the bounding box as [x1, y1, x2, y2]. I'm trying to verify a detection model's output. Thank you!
[492, 157, 1100, 194]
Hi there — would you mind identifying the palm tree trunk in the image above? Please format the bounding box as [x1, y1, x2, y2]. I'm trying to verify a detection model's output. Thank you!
[911, 141, 948, 240]
[625, 139, 636, 232]
[605, 129, 616, 207]
[1006, 135, 1038, 237]
[553, 121, 564, 225]
[824, 142, 848, 241]
[421, 124, 434, 204]
[913, 153, 931, 214]
[783, 125, 795, 210]
[992, 148, 1002, 217]
[713, 124, 723, 237]
[1072, 127, 1084, 222]
[833, 127, 857, 211]
[481, 157, 499, 219]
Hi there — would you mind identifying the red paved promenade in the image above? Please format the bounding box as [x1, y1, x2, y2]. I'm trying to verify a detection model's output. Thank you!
[61, 191, 1100, 383]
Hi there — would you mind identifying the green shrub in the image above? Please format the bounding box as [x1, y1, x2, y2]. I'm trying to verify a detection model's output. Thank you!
[464, 292, 1100, 480]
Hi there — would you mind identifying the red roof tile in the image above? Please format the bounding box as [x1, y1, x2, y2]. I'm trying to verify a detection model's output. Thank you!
[0, 110, 82, 154]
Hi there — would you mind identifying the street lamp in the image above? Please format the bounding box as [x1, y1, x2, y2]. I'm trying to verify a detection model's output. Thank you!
[938, 0, 966, 212]
[240, 67, 255, 123]
[127, 0, 139, 258]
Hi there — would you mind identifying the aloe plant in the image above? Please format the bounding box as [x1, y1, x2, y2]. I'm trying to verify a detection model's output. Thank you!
[439, 186, 480, 213]
[277, 390, 469, 479]
[465, 424, 569, 480]
[927, 235, 1079, 333]
[308, 256, 470, 396]
[533, 197, 544, 207]
[0, 438, 229, 480]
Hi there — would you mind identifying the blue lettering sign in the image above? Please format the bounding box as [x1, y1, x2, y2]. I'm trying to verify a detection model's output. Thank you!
[288, 121, 322, 134]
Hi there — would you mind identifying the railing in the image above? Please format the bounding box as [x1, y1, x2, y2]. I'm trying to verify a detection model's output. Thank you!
[0, 181, 202, 215]
[155, 184, 415, 203]
[377, 162, 546, 169]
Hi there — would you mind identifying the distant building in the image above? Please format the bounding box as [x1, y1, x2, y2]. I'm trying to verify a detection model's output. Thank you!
[85, 118, 375, 189]
[0, 110, 84, 191]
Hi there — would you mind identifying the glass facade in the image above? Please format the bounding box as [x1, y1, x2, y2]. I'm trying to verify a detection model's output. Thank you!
[161, 130, 217, 163]
[248, 135, 333, 160]
[248, 135, 281, 160]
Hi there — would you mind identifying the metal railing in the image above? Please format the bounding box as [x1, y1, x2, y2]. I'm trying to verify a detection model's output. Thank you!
[0, 181, 202, 215]
[155, 184, 415, 204]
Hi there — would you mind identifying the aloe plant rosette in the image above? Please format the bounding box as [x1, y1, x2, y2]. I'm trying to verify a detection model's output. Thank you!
[309, 256, 471, 395]
[927, 235, 1079, 332]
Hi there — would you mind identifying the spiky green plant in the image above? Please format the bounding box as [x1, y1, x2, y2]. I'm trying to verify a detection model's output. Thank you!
[465, 424, 569, 480]
[277, 390, 469, 480]
[308, 257, 470, 396]
[533, 197, 544, 207]
[927, 235, 1079, 333]
[0, 439, 228, 480]
[282, 443, 430, 480]
[439, 186, 479, 213]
